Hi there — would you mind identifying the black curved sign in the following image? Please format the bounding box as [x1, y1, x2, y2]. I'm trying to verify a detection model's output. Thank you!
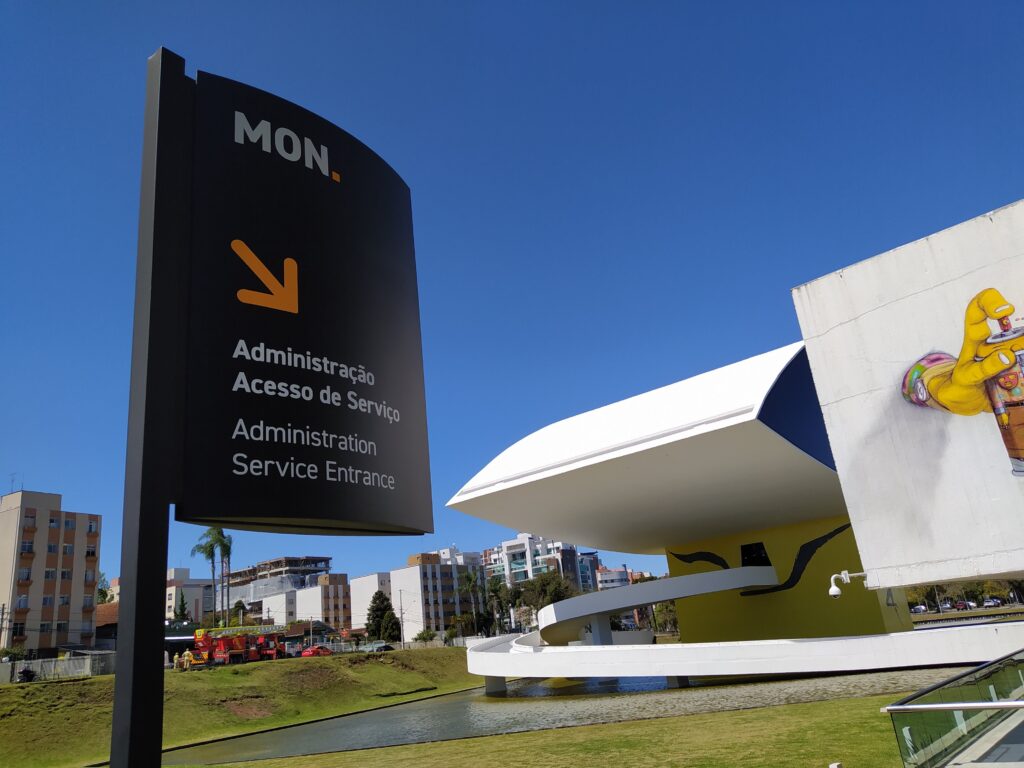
[178, 71, 432, 535]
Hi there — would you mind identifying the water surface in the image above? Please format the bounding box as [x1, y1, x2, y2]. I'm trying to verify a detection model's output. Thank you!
[163, 667, 967, 765]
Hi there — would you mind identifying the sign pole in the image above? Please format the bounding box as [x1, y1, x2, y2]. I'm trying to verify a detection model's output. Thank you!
[110, 48, 193, 768]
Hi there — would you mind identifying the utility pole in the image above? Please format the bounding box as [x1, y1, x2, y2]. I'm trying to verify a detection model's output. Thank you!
[398, 590, 405, 648]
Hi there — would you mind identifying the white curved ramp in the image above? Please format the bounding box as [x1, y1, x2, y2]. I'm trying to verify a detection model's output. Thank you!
[538, 566, 778, 645]
[468, 622, 1024, 681]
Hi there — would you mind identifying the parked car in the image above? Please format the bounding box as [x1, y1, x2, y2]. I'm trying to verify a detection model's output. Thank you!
[363, 641, 395, 652]
[910, 605, 928, 614]
[300, 645, 333, 657]
[939, 601, 955, 611]
[983, 598, 1003, 608]
[955, 600, 978, 611]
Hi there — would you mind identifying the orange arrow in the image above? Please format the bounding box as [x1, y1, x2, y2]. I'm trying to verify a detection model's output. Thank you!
[231, 239, 298, 314]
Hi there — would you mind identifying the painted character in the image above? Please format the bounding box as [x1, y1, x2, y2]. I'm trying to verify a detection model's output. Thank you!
[904, 288, 1024, 476]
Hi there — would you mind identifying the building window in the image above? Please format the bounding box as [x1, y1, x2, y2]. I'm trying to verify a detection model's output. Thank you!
[39, 622, 52, 634]
[12, 623, 25, 637]
[17, 568, 31, 581]
[80, 621, 92, 633]
[15, 595, 28, 609]
[24, 514, 36, 528]
[20, 541, 33, 554]
[47, 543, 58, 554]
[64, 519, 76, 530]
[86, 545, 96, 557]
[63, 544, 73, 555]
[60, 569, 72, 580]
[87, 520, 97, 534]
[59, 595, 70, 607]
[85, 570, 95, 583]
[49, 518, 59, 529]
[42, 596, 54, 607]
[83, 595, 94, 608]
[56, 621, 68, 633]
[44, 569, 56, 580]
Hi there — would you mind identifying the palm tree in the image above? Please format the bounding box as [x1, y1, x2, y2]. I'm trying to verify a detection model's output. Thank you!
[219, 532, 233, 627]
[190, 535, 217, 625]
[192, 527, 228, 625]
[459, 569, 480, 636]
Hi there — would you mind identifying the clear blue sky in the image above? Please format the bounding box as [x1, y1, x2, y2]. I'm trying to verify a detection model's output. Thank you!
[3, 3, 1024, 582]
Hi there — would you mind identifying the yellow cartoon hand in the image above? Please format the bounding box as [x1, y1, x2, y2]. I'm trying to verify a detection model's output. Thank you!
[930, 288, 1022, 414]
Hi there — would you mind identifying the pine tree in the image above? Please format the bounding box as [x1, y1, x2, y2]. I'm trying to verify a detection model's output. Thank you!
[380, 610, 401, 643]
[365, 590, 395, 640]
[173, 591, 191, 622]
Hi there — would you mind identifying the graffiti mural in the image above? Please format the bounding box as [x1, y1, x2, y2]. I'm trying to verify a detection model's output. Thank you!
[903, 288, 1024, 475]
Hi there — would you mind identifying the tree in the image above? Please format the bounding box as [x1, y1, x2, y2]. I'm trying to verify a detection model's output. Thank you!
[380, 610, 401, 643]
[654, 600, 678, 633]
[365, 590, 395, 640]
[230, 599, 246, 626]
[459, 569, 481, 635]
[96, 572, 114, 604]
[414, 628, 436, 643]
[190, 533, 219, 624]
[173, 591, 191, 622]
[487, 575, 510, 632]
[220, 533, 233, 628]
[455, 612, 475, 637]
[518, 570, 578, 613]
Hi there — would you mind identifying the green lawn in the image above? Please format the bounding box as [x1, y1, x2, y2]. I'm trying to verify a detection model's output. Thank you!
[0, 648, 480, 768]
[187, 691, 908, 768]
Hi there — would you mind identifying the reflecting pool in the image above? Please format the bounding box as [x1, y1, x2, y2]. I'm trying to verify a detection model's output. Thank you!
[163, 667, 967, 765]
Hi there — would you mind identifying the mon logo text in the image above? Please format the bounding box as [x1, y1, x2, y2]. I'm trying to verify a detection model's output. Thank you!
[234, 111, 340, 182]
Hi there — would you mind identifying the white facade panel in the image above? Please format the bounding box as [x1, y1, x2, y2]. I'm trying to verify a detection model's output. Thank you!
[350, 572, 390, 630]
[794, 199, 1024, 587]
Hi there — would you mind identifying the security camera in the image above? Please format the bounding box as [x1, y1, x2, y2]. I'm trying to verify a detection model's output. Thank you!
[829, 583, 842, 599]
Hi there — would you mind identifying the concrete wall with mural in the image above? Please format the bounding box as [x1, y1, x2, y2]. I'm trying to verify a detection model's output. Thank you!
[667, 515, 910, 642]
[793, 199, 1024, 588]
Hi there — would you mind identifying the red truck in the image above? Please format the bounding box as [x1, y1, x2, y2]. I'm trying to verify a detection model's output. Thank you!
[192, 627, 286, 666]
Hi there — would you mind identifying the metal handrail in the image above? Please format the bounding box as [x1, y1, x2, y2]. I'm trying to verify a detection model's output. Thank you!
[884, 701, 1024, 713]
[888, 643, 1024, 707]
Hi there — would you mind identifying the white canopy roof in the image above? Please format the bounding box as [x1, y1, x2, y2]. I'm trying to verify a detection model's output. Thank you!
[448, 342, 846, 554]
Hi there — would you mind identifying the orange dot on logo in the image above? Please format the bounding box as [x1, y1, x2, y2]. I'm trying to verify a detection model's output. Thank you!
[331, 171, 341, 183]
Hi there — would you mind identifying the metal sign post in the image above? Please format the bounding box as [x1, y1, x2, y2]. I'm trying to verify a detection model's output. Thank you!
[111, 47, 432, 765]
[111, 48, 192, 768]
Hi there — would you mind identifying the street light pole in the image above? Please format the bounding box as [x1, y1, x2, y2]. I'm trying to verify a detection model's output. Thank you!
[398, 590, 405, 648]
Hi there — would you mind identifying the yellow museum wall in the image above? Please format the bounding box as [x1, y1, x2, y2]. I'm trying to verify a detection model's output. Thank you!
[666, 515, 911, 643]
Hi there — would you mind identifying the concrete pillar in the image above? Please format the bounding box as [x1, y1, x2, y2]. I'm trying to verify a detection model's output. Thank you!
[666, 675, 691, 689]
[484, 675, 507, 695]
[590, 614, 613, 645]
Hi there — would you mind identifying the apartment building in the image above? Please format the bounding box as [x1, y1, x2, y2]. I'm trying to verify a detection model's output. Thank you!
[484, 533, 583, 590]
[227, 556, 350, 631]
[296, 573, 350, 632]
[350, 572, 391, 631]
[0, 491, 101, 653]
[578, 551, 600, 592]
[390, 554, 485, 641]
[164, 568, 214, 622]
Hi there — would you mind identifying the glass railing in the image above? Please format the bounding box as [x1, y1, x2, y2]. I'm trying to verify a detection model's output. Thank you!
[885, 646, 1024, 767]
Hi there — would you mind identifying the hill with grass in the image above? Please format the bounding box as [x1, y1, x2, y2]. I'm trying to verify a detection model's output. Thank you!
[0, 647, 480, 768]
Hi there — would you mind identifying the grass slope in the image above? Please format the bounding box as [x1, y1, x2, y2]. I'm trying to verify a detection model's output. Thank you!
[0, 648, 479, 768]
[199, 692, 907, 768]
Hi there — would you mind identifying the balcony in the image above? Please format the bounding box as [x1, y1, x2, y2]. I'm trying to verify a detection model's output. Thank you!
[86, 528, 98, 539]
[11, 634, 26, 643]
[13, 605, 29, 616]
[22, 521, 37, 533]
[16, 577, 32, 587]
[84, 551, 97, 561]
[19, 549, 35, 560]
[82, 604, 94, 613]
